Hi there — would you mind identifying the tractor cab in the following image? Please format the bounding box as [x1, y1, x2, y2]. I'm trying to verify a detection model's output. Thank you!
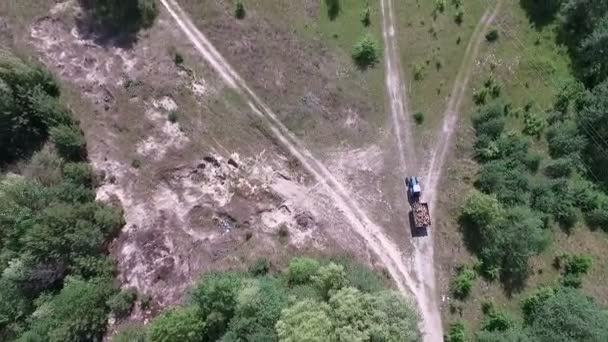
[406, 176, 422, 201]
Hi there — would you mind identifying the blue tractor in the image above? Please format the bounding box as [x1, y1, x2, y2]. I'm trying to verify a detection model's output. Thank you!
[405, 176, 431, 230]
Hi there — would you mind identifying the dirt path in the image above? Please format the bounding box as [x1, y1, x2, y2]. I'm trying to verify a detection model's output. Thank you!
[425, 1, 503, 211]
[380, 0, 417, 170]
[380, 0, 443, 340]
[160, 0, 430, 330]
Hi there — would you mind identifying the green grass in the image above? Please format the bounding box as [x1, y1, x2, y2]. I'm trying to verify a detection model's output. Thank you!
[438, 0, 608, 333]
[394, 0, 489, 146]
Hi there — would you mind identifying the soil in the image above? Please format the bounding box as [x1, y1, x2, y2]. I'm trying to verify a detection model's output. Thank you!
[26, 1, 369, 317]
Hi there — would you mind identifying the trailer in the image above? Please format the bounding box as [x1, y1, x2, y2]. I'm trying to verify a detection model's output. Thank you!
[405, 176, 431, 230]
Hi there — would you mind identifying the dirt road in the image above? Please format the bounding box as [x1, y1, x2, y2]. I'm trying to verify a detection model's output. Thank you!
[380, 0, 443, 340]
[160, 0, 427, 327]
[425, 2, 503, 211]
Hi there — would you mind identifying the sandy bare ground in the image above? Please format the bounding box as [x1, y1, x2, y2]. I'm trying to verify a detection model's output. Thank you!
[380, 0, 443, 340]
[424, 1, 503, 211]
[159, 0, 425, 316]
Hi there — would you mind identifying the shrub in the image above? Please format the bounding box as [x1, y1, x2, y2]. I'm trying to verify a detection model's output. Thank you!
[455, 8, 465, 25]
[524, 153, 542, 172]
[287, 257, 320, 285]
[114, 325, 147, 342]
[50, 124, 86, 161]
[24, 147, 64, 186]
[544, 158, 573, 178]
[148, 306, 205, 342]
[108, 288, 138, 319]
[585, 206, 608, 231]
[325, 0, 340, 20]
[523, 112, 545, 137]
[473, 87, 489, 105]
[434, 0, 446, 13]
[413, 63, 425, 81]
[167, 111, 179, 123]
[82, 0, 159, 32]
[481, 311, 514, 332]
[24, 277, 115, 342]
[451, 266, 476, 299]
[361, 6, 371, 26]
[486, 29, 499, 42]
[413, 111, 425, 125]
[63, 162, 93, 186]
[248, 258, 271, 276]
[173, 51, 184, 65]
[140, 294, 153, 310]
[446, 322, 466, 342]
[235, 1, 245, 19]
[312, 263, 349, 298]
[352, 34, 380, 68]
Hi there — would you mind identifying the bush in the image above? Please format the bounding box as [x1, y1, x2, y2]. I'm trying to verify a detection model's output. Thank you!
[585, 206, 608, 231]
[24, 277, 115, 342]
[352, 34, 380, 68]
[24, 147, 64, 186]
[413, 112, 425, 125]
[148, 306, 205, 342]
[413, 63, 425, 81]
[248, 258, 271, 276]
[50, 125, 86, 161]
[108, 288, 138, 319]
[446, 322, 466, 342]
[82, 0, 159, 32]
[481, 311, 514, 332]
[287, 258, 320, 285]
[451, 266, 476, 299]
[325, 0, 341, 20]
[523, 112, 546, 136]
[63, 162, 93, 186]
[361, 6, 371, 26]
[455, 8, 465, 25]
[524, 153, 542, 172]
[168, 111, 178, 123]
[486, 29, 499, 42]
[312, 263, 349, 298]
[235, 1, 245, 19]
[544, 158, 573, 178]
[114, 325, 147, 342]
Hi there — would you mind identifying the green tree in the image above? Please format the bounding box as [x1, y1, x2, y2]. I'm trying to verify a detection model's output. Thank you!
[287, 258, 320, 285]
[312, 263, 349, 299]
[325, 0, 341, 20]
[190, 273, 242, 340]
[275, 300, 335, 342]
[107, 288, 137, 319]
[225, 278, 287, 341]
[25, 277, 114, 342]
[352, 35, 380, 68]
[368, 291, 421, 342]
[235, 1, 246, 19]
[148, 306, 205, 342]
[81, 0, 159, 32]
[49, 125, 86, 161]
[526, 288, 608, 342]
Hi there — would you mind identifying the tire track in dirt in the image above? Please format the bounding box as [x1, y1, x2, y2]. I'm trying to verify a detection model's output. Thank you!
[160, 0, 426, 328]
[380, 0, 444, 340]
[425, 1, 503, 211]
[380, 0, 417, 170]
